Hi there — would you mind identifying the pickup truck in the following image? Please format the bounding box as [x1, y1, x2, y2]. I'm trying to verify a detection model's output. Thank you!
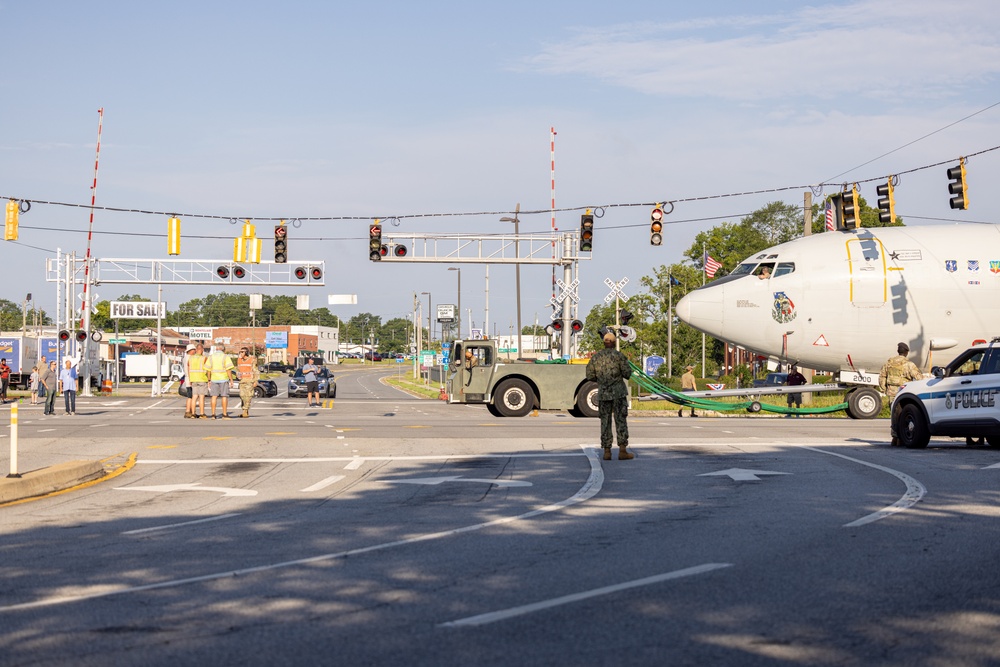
[447, 339, 600, 417]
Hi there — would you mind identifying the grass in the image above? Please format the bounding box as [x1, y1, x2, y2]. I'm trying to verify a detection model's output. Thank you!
[384, 375, 445, 400]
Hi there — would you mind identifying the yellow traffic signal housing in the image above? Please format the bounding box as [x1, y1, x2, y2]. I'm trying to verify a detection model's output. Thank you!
[5, 199, 19, 241]
[167, 216, 181, 255]
[876, 180, 896, 224]
[841, 186, 861, 229]
[947, 158, 968, 210]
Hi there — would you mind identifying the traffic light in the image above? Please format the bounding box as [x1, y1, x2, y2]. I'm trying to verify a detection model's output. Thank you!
[58, 330, 70, 342]
[947, 158, 968, 210]
[876, 179, 896, 224]
[618, 309, 634, 326]
[75, 330, 87, 343]
[274, 224, 288, 263]
[580, 211, 594, 252]
[570, 319, 583, 334]
[650, 204, 664, 246]
[841, 186, 860, 229]
[369, 221, 382, 261]
[5, 199, 18, 241]
[167, 216, 181, 255]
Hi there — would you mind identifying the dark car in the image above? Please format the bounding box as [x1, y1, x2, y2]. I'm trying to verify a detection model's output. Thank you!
[364, 352, 383, 362]
[752, 372, 788, 388]
[178, 378, 278, 399]
[288, 367, 336, 398]
[261, 361, 293, 373]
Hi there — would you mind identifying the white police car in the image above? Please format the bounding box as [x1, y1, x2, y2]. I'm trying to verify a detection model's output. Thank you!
[890, 339, 1000, 449]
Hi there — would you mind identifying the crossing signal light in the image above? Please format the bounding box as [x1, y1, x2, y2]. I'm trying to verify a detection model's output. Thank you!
[294, 266, 307, 280]
[369, 221, 383, 261]
[570, 319, 583, 334]
[876, 180, 896, 224]
[580, 211, 594, 252]
[75, 330, 87, 343]
[618, 309, 634, 326]
[4, 199, 18, 241]
[58, 330, 70, 342]
[311, 267, 322, 280]
[841, 186, 860, 229]
[947, 159, 968, 210]
[216, 266, 230, 279]
[274, 224, 288, 263]
[551, 320, 564, 332]
[394, 244, 407, 257]
[233, 265, 246, 279]
[650, 205, 664, 246]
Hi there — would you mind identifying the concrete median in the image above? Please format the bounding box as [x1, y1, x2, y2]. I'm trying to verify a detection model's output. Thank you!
[0, 460, 106, 505]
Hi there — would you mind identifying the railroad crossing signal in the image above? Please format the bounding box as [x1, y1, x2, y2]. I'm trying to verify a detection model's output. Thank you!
[550, 278, 579, 319]
[876, 179, 896, 224]
[947, 158, 969, 210]
[603, 276, 629, 304]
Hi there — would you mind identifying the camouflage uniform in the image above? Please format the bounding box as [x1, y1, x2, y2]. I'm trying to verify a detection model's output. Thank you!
[585, 348, 632, 451]
[878, 354, 921, 399]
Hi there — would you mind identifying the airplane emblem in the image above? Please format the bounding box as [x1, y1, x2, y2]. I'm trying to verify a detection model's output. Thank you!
[946, 260, 957, 272]
[990, 260, 1000, 274]
[771, 291, 796, 324]
[968, 260, 980, 272]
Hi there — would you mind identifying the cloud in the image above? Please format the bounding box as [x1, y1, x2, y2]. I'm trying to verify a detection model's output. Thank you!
[521, 0, 1000, 103]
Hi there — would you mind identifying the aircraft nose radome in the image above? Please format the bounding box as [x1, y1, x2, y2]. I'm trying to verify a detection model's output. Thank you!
[675, 288, 724, 336]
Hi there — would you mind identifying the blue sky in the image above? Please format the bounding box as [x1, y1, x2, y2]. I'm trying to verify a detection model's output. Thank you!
[2, 0, 999, 336]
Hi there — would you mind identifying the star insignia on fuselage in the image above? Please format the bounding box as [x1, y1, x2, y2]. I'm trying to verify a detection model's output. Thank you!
[889, 251, 900, 261]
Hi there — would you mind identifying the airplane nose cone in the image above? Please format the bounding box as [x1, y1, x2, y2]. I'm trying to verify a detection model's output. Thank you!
[675, 286, 724, 336]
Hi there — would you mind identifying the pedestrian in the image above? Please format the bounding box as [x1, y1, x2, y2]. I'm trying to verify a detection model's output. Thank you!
[40, 360, 58, 415]
[182, 344, 197, 418]
[785, 364, 807, 416]
[29, 365, 39, 404]
[585, 330, 634, 461]
[188, 343, 210, 418]
[679, 364, 697, 417]
[204, 344, 235, 419]
[0, 358, 9, 404]
[301, 357, 320, 407]
[59, 360, 78, 415]
[236, 346, 259, 418]
[879, 342, 922, 401]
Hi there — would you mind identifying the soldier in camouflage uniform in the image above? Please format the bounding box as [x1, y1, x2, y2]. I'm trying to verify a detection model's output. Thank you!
[585, 331, 634, 461]
[236, 347, 260, 418]
[878, 342, 922, 401]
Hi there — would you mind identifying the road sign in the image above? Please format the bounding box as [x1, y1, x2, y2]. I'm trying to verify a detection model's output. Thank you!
[109, 338, 127, 344]
[603, 276, 630, 304]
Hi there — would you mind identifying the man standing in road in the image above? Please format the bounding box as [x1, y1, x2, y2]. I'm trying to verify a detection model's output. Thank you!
[302, 357, 320, 407]
[188, 343, 209, 419]
[879, 342, 922, 401]
[205, 344, 235, 419]
[0, 358, 10, 404]
[236, 346, 259, 418]
[59, 359, 78, 415]
[585, 331, 634, 461]
[679, 364, 697, 417]
[785, 364, 807, 416]
[40, 360, 57, 415]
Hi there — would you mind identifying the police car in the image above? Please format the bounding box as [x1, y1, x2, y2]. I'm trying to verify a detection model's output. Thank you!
[890, 339, 1000, 449]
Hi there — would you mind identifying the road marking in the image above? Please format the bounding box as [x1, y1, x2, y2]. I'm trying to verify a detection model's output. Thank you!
[344, 458, 364, 470]
[147, 445, 178, 450]
[440, 563, 733, 628]
[137, 452, 584, 465]
[122, 513, 241, 535]
[698, 468, 790, 482]
[300, 475, 345, 492]
[404, 425, 430, 428]
[115, 483, 257, 497]
[384, 475, 532, 488]
[89, 423, 109, 428]
[265, 432, 296, 435]
[799, 446, 926, 527]
[203, 436, 232, 441]
[2, 446, 602, 612]
[37, 428, 56, 433]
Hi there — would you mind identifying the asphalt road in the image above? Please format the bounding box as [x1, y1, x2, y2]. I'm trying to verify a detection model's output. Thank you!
[2, 366, 999, 666]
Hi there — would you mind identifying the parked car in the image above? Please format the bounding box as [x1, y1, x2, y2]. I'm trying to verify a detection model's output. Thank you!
[364, 352, 383, 362]
[261, 361, 293, 373]
[752, 372, 788, 388]
[287, 367, 337, 398]
[178, 377, 278, 399]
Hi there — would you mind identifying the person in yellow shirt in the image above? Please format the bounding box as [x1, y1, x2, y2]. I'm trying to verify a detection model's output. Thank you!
[205, 344, 236, 419]
[187, 343, 210, 419]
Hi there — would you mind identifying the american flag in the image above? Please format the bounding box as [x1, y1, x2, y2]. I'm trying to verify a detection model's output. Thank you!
[704, 254, 723, 278]
[825, 201, 835, 231]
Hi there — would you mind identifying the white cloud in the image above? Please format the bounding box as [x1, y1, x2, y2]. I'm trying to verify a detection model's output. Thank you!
[522, 0, 1000, 103]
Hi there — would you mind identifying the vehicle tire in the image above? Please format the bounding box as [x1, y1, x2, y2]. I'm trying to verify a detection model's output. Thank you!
[575, 381, 599, 418]
[747, 401, 762, 413]
[170, 374, 180, 382]
[494, 379, 534, 417]
[253, 386, 264, 398]
[987, 436, 1000, 449]
[139, 376, 148, 384]
[846, 387, 882, 420]
[897, 403, 930, 449]
[487, 402, 503, 417]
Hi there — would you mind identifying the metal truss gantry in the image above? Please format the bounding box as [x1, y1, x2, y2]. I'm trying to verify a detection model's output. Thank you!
[46, 258, 326, 286]
[377, 231, 583, 265]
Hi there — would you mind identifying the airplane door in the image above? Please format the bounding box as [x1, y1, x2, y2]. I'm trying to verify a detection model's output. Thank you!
[846, 237, 888, 307]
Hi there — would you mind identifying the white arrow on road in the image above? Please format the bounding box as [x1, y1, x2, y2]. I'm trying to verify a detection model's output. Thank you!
[115, 483, 258, 497]
[384, 476, 532, 488]
[698, 468, 790, 482]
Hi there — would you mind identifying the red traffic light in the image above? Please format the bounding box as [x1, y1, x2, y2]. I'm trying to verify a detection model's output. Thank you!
[75, 330, 87, 342]
[570, 320, 583, 333]
[294, 267, 307, 280]
[58, 330, 70, 342]
[216, 266, 230, 279]
[274, 225, 287, 239]
[394, 245, 407, 257]
[233, 265, 246, 279]
[311, 267, 322, 280]
[380, 245, 389, 257]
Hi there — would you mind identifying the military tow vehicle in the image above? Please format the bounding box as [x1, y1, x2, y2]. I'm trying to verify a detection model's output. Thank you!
[446, 339, 599, 418]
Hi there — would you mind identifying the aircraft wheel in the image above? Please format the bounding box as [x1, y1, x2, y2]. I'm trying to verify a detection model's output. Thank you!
[846, 387, 882, 420]
[897, 404, 930, 449]
[746, 401, 762, 413]
[575, 381, 599, 418]
[494, 379, 534, 417]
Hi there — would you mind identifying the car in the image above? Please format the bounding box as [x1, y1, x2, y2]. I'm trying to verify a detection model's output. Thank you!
[287, 367, 337, 398]
[261, 361, 293, 373]
[364, 352, 383, 362]
[752, 372, 788, 388]
[178, 378, 278, 399]
[890, 339, 1000, 449]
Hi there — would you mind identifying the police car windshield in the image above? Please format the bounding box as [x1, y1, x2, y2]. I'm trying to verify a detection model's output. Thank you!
[293, 368, 329, 378]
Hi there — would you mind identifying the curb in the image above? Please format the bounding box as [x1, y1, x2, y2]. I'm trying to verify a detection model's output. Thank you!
[0, 453, 137, 506]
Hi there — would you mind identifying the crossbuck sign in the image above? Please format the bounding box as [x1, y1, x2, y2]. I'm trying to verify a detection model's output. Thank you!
[603, 277, 629, 304]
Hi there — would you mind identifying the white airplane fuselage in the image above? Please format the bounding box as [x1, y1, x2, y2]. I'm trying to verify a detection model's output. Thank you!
[675, 225, 1000, 374]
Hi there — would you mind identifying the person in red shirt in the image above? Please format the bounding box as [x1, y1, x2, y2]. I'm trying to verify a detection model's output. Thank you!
[0, 358, 10, 404]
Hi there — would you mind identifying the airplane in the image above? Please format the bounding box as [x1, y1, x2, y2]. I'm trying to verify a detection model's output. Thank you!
[674, 224, 1000, 416]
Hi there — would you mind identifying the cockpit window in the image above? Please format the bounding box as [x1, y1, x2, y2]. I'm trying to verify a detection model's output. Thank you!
[731, 263, 756, 276]
[773, 262, 795, 277]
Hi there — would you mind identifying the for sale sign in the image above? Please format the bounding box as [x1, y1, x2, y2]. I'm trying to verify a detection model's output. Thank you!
[110, 301, 166, 319]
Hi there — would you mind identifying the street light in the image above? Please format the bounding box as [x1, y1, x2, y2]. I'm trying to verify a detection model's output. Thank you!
[421, 291, 432, 344]
[500, 203, 522, 358]
[448, 267, 461, 339]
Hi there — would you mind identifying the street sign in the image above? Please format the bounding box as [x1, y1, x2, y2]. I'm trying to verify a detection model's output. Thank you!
[109, 338, 127, 344]
[603, 277, 630, 304]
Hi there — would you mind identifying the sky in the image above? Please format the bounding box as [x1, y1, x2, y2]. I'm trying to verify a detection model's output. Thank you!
[2, 0, 999, 339]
